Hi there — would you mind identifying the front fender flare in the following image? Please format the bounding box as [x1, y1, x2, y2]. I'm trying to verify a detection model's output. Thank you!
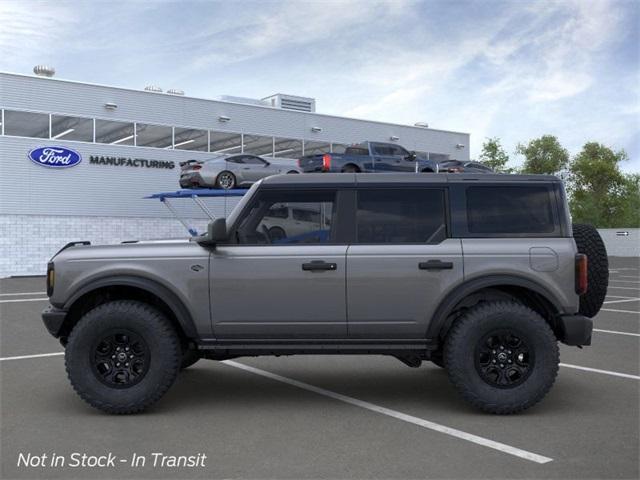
[63, 275, 198, 338]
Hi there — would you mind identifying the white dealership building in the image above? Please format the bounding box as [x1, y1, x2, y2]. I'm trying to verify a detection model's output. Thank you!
[0, 69, 470, 277]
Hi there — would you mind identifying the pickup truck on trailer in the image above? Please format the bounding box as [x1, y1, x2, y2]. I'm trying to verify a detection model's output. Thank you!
[298, 141, 439, 173]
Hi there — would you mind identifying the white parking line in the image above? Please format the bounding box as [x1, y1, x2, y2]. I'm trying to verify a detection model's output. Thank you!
[0, 292, 46, 296]
[616, 275, 640, 280]
[608, 279, 640, 284]
[593, 328, 640, 338]
[603, 298, 640, 305]
[607, 285, 640, 291]
[601, 308, 640, 314]
[223, 360, 553, 464]
[0, 297, 49, 304]
[0, 352, 63, 361]
[560, 363, 640, 380]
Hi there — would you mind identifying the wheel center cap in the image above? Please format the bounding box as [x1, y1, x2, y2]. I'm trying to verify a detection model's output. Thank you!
[497, 352, 508, 362]
[117, 352, 128, 362]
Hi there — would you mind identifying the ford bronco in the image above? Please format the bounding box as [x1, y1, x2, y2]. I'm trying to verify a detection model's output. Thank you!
[42, 173, 608, 414]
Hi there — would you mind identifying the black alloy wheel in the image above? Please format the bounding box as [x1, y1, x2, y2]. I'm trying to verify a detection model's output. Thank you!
[92, 330, 150, 388]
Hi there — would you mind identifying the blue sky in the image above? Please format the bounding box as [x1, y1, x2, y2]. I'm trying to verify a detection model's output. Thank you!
[1, 0, 638, 171]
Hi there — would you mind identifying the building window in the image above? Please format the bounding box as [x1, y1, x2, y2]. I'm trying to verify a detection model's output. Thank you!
[3, 110, 49, 138]
[135, 123, 173, 148]
[173, 127, 208, 151]
[95, 119, 135, 145]
[210, 131, 243, 154]
[243, 134, 274, 156]
[273, 137, 303, 159]
[51, 114, 93, 142]
[303, 141, 331, 155]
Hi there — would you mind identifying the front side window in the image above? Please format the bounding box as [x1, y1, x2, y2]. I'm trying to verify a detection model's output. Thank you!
[466, 186, 556, 234]
[356, 189, 447, 244]
[242, 155, 267, 165]
[236, 190, 335, 245]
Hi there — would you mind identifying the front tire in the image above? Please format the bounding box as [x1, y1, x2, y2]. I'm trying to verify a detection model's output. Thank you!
[65, 300, 181, 414]
[444, 301, 559, 414]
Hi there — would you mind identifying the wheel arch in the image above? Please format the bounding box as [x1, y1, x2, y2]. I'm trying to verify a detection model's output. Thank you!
[60, 275, 197, 344]
[427, 275, 564, 341]
[342, 163, 361, 172]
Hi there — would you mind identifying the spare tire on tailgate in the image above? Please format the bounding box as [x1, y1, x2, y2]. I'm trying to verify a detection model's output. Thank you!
[572, 223, 608, 317]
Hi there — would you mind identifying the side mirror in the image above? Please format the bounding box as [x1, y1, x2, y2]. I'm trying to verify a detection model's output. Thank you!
[407, 151, 417, 161]
[196, 218, 227, 246]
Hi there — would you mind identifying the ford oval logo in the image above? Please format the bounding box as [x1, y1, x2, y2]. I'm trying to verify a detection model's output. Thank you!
[28, 146, 82, 168]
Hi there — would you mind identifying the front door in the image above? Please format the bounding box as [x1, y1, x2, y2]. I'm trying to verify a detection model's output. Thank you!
[346, 187, 463, 338]
[210, 188, 348, 338]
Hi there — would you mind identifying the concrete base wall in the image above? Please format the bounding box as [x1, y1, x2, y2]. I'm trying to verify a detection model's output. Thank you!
[0, 214, 209, 278]
[597, 229, 640, 257]
[2, 216, 637, 278]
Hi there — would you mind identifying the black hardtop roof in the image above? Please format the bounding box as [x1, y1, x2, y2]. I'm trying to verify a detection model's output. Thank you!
[260, 172, 561, 188]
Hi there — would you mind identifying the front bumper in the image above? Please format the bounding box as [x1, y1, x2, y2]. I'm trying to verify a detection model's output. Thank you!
[42, 305, 68, 338]
[558, 314, 593, 346]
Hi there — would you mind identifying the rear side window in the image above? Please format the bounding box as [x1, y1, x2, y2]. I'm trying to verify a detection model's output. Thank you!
[345, 147, 369, 156]
[466, 186, 556, 234]
[356, 189, 447, 244]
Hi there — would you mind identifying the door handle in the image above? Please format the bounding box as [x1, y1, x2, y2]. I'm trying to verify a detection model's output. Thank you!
[419, 260, 453, 270]
[302, 260, 337, 272]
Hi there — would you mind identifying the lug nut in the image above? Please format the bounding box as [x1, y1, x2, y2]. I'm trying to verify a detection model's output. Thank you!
[492, 350, 496, 354]
[116, 347, 121, 351]
[500, 346, 504, 350]
[129, 355, 134, 359]
[125, 363, 129, 367]
[500, 363, 504, 368]
[111, 355, 115, 359]
[116, 362, 120, 367]
[508, 360, 512, 364]
[125, 347, 129, 351]
[492, 359, 496, 363]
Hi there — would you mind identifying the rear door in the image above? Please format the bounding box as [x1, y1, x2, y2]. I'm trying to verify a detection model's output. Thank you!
[346, 187, 463, 338]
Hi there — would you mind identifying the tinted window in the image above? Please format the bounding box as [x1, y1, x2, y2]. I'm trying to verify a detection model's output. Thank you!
[95, 119, 134, 145]
[356, 189, 446, 244]
[242, 155, 266, 165]
[345, 147, 369, 156]
[226, 156, 244, 164]
[4, 110, 49, 138]
[466, 186, 556, 234]
[237, 191, 335, 245]
[51, 114, 93, 142]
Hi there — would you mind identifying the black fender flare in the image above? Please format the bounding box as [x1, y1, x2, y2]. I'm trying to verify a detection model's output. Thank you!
[426, 274, 565, 340]
[63, 275, 198, 338]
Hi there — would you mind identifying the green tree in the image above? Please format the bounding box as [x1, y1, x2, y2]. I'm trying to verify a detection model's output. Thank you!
[479, 137, 513, 173]
[517, 135, 569, 175]
[568, 142, 638, 227]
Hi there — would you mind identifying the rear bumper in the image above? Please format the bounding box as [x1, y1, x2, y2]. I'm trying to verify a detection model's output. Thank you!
[558, 314, 593, 346]
[42, 305, 68, 338]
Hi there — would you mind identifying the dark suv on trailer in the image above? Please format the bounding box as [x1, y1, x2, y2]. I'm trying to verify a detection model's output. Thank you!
[42, 173, 608, 414]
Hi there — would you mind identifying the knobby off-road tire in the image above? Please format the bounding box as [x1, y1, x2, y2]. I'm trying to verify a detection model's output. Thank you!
[65, 300, 181, 414]
[572, 223, 608, 318]
[444, 301, 559, 414]
[181, 348, 201, 369]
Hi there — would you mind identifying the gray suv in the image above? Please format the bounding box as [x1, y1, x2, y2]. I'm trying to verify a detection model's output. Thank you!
[42, 173, 608, 415]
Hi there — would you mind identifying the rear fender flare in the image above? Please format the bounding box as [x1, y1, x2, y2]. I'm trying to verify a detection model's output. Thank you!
[426, 275, 564, 340]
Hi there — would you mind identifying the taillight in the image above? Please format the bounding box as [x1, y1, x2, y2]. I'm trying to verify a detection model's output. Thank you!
[46, 262, 55, 297]
[575, 254, 588, 295]
[322, 154, 332, 172]
[192, 165, 202, 170]
[297, 158, 302, 168]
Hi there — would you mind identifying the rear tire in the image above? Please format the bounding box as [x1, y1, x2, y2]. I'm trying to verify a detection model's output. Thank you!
[444, 301, 559, 414]
[572, 223, 608, 318]
[65, 300, 181, 414]
[215, 171, 236, 189]
[341, 164, 359, 173]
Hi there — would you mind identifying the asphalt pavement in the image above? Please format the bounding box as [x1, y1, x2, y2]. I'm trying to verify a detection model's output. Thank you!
[1, 257, 638, 479]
